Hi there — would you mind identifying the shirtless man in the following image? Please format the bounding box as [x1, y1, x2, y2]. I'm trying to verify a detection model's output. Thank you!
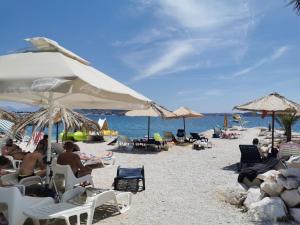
[18, 145, 46, 181]
[1, 138, 27, 160]
[57, 141, 91, 177]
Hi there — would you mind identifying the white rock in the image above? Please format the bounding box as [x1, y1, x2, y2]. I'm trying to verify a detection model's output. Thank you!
[277, 175, 299, 190]
[224, 183, 247, 206]
[286, 156, 300, 170]
[280, 168, 300, 179]
[260, 177, 284, 197]
[290, 208, 300, 223]
[280, 189, 300, 207]
[244, 187, 263, 209]
[248, 197, 287, 222]
[257, 170, 279, 181]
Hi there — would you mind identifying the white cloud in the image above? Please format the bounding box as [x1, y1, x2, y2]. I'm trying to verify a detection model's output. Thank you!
[133, 41, 194, 80]
[232, 46, 289, 77]
[119, 0, 257, 81]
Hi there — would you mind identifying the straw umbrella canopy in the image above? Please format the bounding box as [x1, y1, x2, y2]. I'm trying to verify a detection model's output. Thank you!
[167, 107, 204, 134]
[233, 92, 300, 149]
[125, 103, 175, 141]
[13, 106, 100, 142]
[0, 108, 20, 123]
[0, 37, 151, 183]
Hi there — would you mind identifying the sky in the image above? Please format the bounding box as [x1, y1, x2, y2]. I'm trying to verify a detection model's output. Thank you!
[0, 0, 300, 113]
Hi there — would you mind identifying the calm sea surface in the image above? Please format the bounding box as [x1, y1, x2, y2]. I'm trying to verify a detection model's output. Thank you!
[48, 115, 300, 139]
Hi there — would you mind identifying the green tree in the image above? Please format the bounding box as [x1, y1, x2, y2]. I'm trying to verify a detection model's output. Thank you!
[275, 113, 299, 142]
[289, 0, 300, 14]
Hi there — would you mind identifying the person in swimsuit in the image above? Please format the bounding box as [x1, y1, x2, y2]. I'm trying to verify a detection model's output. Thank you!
[1, 138, 27, 160]
[18, 145, 46, 181]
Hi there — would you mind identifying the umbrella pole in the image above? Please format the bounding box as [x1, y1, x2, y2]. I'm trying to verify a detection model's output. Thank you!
[183, 117, 186, 137]
[148, 116, 150, 142]
[46, 93, 54, 185]
[272, 111, 275, 150]
[56, 122, 59, 143]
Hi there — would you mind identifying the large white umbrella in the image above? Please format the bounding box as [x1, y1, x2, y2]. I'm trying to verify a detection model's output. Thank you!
[167, 106, 204, 134]
[126, 104, 175, 141]
[0, 37, 151, 183]
[234, 92, 300, 149]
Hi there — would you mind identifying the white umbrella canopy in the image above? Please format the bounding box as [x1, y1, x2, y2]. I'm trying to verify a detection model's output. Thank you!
[0, 37, 151, 110]
[0, 108, 20, 123]
[167, 106, 204, 134]
[126, 104, 175, 140]
[0, 37, 152, 183]
[233, 92, 300, 149]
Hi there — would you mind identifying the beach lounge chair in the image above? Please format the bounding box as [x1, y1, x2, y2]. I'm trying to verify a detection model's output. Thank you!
[239, 145, 262, 170]
[154, 133, 168, 150]
[117, 135, 133, 150]
[163, 131, 176, 142]
[24, 186, 132, 225]
[51, 162, 94, 192]
[5, 155, 22, 170]
[189, 132, 208, 143]
[0, 172, 18, 185]
[176, 129, 186, 142]
[114, 166, 145, 191]
[0, 186, 54, 225]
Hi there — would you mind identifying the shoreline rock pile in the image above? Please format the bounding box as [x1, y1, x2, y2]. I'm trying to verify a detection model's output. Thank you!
[225, 156, 300, 223]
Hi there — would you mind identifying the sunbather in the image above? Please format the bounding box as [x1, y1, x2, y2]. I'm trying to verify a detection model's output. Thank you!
[72, 143, 105, 169]
[1, 138, 27, 160]
[18, 144, 46, 181]
[57, 141, 92, 177]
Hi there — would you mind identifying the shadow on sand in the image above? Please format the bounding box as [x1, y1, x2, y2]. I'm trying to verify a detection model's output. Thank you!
[110, 146, 162, 155]
[222, 162, 239, 173]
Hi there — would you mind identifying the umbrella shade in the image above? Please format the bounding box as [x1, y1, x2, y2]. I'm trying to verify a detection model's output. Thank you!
[233, 92, 300, 149]
[125, 103, 175, 140]
[167, 106, 204, 134]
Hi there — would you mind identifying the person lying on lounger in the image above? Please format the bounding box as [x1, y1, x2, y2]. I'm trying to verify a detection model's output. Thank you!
[57, 141, 92, 177]
[18, 145, 46, 181]
[1, 138, 28, 160]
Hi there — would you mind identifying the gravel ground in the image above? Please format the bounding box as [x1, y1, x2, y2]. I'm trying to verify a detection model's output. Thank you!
[25, 128, 297, 225]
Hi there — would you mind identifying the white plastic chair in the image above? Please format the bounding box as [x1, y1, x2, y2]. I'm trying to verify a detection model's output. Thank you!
[52, 163, 94, 192]
[0, 186, 54, 225]
[19, 175, 43, 187]
[5, 155, 22, 170]
[0, 172, 18, 185]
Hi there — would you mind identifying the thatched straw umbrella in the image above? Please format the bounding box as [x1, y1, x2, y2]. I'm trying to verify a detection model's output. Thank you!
[126, 103, 175, 141]
[234, 92, 300, 149]
[167, 107, 204, 135]
[13, 106, 100, 142]
[0, 108, 19, 123]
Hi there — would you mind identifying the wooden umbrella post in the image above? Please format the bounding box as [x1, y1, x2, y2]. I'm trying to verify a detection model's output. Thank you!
[272, 111, 275, 150]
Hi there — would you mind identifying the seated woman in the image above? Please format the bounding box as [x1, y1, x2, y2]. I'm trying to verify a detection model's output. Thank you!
[18, 145, 46, 181]
[1, 138, 27, 160]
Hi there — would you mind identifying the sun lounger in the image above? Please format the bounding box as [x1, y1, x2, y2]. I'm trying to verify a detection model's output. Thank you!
[24, 186, 132, 225]
[176, 129, 186, 142]
[114, 166, 145, 191]
[189, 132, 208, 143]
[0, 186, 54, 225]
[239, 145, 262, 170]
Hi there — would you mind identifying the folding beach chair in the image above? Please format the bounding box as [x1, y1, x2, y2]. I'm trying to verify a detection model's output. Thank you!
[114, 166, 145, 192]
[176, 129, 186, 142]
[239, 145, 262, 170]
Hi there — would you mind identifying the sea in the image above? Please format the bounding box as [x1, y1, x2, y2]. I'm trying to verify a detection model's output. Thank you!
[47, 115, 300, 139]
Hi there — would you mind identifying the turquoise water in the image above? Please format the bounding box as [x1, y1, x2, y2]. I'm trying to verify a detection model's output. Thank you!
[81, 115, 300, 138]
[47, 115, 300, 139]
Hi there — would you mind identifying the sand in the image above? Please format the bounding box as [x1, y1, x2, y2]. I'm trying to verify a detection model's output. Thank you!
[23, 127, 297, 225]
